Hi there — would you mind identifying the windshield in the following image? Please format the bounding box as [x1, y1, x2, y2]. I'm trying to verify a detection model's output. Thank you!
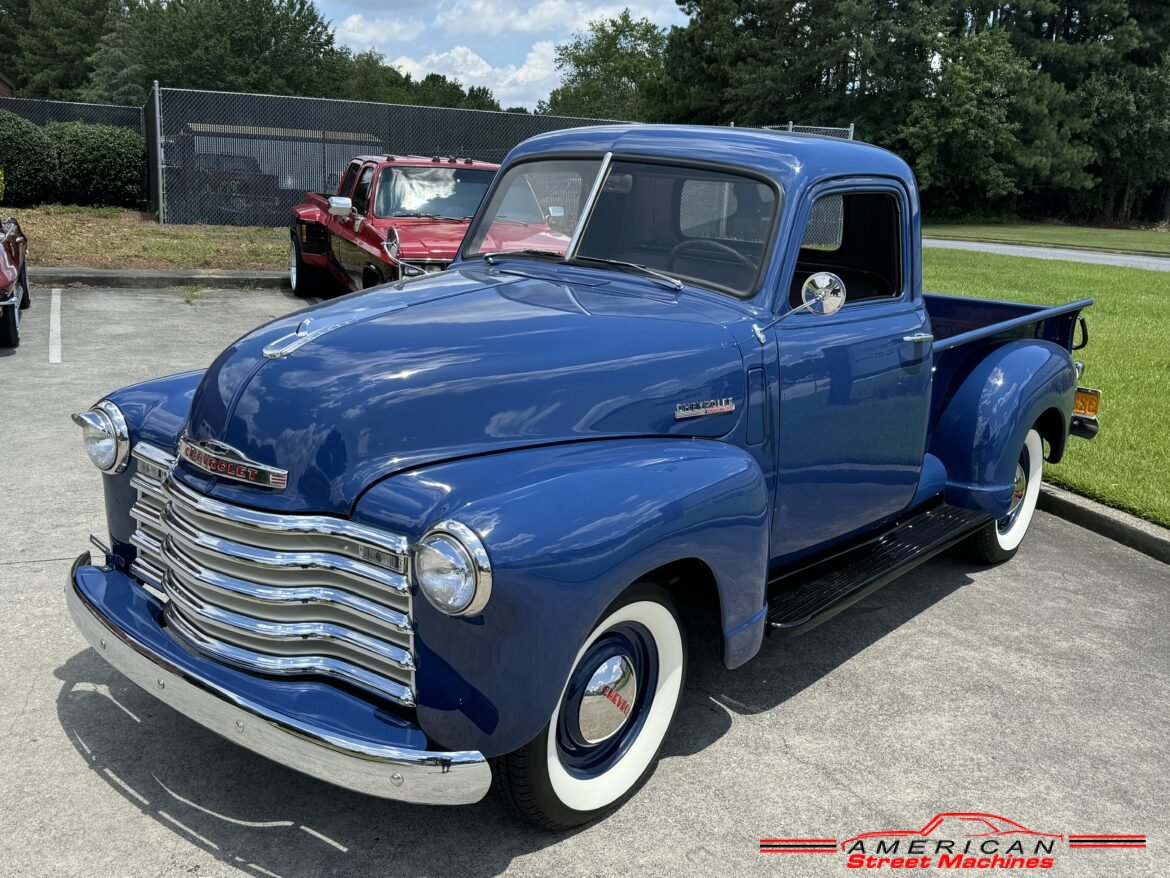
[373, 166, 496, 220]
[463, 158, 780, 297]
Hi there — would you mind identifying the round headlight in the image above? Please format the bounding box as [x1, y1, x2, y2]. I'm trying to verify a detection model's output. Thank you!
[414, 521, 492, 616]
[71, 400, 130, 473]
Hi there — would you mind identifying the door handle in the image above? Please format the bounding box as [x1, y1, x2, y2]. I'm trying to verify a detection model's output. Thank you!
[903, 333, 934, 344]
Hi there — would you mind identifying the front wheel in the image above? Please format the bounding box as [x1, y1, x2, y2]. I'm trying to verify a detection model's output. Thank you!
[494, 583, 687, 829]
[289, 235, 326, 298]
[965, 428, 1044, 564]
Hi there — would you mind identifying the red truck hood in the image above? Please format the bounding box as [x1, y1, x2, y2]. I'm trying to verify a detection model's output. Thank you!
[371, 217, 470, 261]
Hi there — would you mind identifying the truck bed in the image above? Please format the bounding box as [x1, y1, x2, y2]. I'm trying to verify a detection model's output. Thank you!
[925, 292, 1093, 424]
[925, 293, 1092, 352]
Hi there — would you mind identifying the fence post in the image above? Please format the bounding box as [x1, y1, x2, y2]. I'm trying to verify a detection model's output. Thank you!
[152, 81, 165, 224]
[848, 123, 855, 140]
[787, 121, 794, 132]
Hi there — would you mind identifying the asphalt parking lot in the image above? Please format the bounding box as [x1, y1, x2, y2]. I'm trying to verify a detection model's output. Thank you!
[1, 284, 1167, 877]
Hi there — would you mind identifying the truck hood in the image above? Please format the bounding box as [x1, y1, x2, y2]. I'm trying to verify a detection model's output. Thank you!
[177, 266, 748, 514]
[376, 217, 470, 261]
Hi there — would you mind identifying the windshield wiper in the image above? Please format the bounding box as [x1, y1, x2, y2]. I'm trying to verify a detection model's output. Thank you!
[573, 256, 683, 291]
[393, 212, 443, 219]
[481, 249, 565, 265]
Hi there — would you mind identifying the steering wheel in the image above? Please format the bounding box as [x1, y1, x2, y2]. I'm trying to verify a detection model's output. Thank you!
[668, 239, 756, 273]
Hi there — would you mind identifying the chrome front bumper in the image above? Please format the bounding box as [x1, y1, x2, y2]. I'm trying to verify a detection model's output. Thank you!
[67, 555, 491, 805]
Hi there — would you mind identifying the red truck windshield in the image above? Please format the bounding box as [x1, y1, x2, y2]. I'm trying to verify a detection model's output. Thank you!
[373, 166, 496, 220]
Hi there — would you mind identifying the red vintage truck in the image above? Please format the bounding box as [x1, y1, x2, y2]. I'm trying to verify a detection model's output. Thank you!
[289, 155, 499, 296]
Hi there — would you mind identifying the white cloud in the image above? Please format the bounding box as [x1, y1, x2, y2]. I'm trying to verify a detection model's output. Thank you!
[392, 41, 558, 108]
[433, 0, 682, 36]
[336, 13, 426, 49]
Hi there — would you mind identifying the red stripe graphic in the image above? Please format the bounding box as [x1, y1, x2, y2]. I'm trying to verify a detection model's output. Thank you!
[1069, 835, 1145, 840]
[760, 839, 837, 844]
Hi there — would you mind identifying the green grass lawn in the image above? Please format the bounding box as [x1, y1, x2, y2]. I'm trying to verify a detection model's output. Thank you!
[924, 222, 1170, 256]
[17, 205, 284, 270]
[924, 248, 1170, 528]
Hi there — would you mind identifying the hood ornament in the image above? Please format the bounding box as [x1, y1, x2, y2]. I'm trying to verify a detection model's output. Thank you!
[263, 304, 406, 359]
[178, 437, 288, 489]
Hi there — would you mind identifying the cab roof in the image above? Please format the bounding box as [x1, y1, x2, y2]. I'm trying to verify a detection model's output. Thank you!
[504, 124, 915, 192]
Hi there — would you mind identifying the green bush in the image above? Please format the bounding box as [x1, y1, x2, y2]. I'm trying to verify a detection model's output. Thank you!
[44, 122, 145, 208]
[0, 110, 56, 206]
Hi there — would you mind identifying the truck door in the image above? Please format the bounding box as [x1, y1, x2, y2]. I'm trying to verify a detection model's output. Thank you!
[769, 181, 932, 562]
[326, 161, 361, 286]
[334, 163, 375, 289]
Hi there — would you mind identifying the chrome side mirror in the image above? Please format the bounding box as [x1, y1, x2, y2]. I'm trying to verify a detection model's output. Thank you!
[327, 196, 353, 217]
[800, 271, 846, 316]
[751, 271, 847, 344]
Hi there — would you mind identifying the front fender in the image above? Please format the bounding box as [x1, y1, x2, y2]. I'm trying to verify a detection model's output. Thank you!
[97, 371, 204, 554]
[931, 340, 1076, 517]
[353, 438, 770, 757]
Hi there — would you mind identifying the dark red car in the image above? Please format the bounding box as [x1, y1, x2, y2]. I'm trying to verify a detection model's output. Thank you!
[0, 216, 29, 348]
[289, 154, 499, 296]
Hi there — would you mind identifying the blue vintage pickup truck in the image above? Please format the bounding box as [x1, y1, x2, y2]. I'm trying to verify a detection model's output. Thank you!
[68, 125, 1101, 829]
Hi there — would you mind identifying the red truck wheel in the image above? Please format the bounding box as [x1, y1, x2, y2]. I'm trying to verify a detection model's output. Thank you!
[289, 236, 326, 298]
[493, 582, 687, 829]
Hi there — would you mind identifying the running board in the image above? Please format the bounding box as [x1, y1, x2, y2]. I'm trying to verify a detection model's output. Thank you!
[766, 504, 991, 638]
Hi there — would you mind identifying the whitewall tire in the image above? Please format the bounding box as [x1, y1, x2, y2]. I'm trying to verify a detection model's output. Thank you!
[967, 428, 1043, 563]
[493, 583, 686, 829]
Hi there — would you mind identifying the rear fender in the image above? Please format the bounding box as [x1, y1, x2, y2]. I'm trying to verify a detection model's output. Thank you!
[354, 438, 770, 757]
[930, 340, 1076, 517]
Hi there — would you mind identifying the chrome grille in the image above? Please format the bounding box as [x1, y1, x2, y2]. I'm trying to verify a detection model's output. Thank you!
[127, 443, 415, 707]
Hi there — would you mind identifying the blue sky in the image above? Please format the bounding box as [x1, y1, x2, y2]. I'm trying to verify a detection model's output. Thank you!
[317, 0, 687, 109]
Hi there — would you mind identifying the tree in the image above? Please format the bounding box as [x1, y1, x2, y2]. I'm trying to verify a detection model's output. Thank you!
[18, 0, 112, 98]
[653, 0, 738, 124]
[130, 0, 343, 97]
[462, 85, 500, 111]
[539, 11, 667, 121]
[1077, 60, 1170, 223]
[81, 3, 148, 105]
[0, 0, 31, 89]
[897, 31, 1023, 215]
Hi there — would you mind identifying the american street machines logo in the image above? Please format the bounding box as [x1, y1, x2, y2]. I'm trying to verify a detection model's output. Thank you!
[759, 812, 1146, 870]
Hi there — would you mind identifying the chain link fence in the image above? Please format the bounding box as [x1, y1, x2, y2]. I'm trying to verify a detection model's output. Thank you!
[3, 89, 855, 226]
[153, 87, 617, 225]
[761, 122, 855, 139]
[0, 97, 143, 132]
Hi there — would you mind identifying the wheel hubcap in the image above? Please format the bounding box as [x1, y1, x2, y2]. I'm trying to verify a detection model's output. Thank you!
[555, 623, 657, 778]
[578, 655, 637, 744]
[998, 454, 1029, 533]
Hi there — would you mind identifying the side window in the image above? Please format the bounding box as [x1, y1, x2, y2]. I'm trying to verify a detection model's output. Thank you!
[337, 162, 360, 196]
[791, 191, 903, 306]
[352, 166, 375, 214]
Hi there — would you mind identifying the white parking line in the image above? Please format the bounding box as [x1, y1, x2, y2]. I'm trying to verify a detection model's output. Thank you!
[49, 288, 62, 363]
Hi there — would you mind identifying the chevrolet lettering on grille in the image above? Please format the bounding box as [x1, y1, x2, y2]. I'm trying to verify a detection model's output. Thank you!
[178, 437, 288, 489]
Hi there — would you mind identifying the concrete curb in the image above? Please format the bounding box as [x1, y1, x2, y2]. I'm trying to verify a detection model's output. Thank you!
[1039, 484, 1170, 565]
[29, 266, 288, 290]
